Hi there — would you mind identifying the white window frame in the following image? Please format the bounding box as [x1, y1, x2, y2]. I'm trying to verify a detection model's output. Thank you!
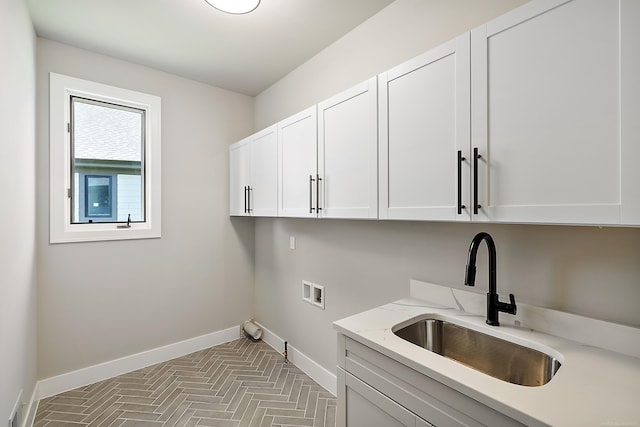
[50, 73, 161, 243]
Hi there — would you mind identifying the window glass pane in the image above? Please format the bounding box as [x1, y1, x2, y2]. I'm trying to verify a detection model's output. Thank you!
[71, 97, 145, 223]
[85, 175, 112, 217]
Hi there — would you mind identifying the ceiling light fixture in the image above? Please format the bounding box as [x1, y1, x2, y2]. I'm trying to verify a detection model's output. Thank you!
[204, 0, 260, 14]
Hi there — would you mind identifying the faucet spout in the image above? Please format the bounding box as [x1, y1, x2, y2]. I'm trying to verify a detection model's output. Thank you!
[464, 232, 516, 326]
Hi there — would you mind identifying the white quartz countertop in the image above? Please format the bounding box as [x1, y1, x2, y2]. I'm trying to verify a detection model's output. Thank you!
[333, 280, 640, 427]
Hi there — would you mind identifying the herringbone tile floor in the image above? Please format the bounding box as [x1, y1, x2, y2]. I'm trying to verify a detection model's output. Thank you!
[34, 338, 337, 427]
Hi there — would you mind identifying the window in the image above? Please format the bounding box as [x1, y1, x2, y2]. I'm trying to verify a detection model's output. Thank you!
[85, 175, 113, 218]
[50, 73, 161, 243]
[70, 97, 144, 224]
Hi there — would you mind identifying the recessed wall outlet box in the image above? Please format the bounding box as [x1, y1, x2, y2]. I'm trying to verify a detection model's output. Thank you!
[289, 236, 296, 249]
[312, 284, 325, 310]
[302, 281, 312, 303]
[302, 280, 325, 310]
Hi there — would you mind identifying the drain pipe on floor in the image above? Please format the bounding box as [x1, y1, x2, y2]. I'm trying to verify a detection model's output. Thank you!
[242, 320, 263, 341]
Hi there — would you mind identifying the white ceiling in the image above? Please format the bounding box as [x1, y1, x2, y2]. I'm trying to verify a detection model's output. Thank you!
[27, 0, 396, 96]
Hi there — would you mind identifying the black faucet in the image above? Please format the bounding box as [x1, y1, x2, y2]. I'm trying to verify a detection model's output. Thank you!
[464, 232, 516, 326]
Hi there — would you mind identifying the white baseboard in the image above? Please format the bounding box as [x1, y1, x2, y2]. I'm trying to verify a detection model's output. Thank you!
[36, 325, 241, 401]
[28, 322, 336, 427]
[22, 384, 39, 427]
[255, 322, 337, 396]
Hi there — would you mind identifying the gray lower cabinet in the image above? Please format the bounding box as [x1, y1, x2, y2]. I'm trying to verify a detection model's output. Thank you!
[339, 368, 432, 427]
[337, 335, 524, 427]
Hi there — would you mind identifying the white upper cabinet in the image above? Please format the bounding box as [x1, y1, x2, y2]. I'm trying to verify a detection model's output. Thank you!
[229, 138, 251, 216]
[379, 34, 471, 221]
[249, 126, 278, 216]
[318, 77, 378, 219]
[277, 82, 379, 220]
[278, 106, 318, 218]
[233, 0, 640, 226]
[229, 125, 278, 217]
[471, 0, 640, 225]
[620, 0, 640, 225]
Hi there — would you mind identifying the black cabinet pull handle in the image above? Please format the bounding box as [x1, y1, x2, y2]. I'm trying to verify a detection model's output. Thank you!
[243, 186, 247, 214]
[247, 186, 252, 213]
[316, 174, 322, 212]
[473, 147, 482, 214]
[457, 150, 466, 214]
[309, 175, 316, 213]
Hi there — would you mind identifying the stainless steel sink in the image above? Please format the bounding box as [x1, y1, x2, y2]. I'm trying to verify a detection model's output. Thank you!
[393, 317, 561, 386]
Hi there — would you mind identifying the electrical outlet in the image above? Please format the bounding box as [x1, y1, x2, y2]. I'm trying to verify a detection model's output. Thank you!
[289, 236, 296, 250]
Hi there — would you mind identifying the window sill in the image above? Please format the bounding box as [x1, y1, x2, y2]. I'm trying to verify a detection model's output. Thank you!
[50, 220, 161, 244]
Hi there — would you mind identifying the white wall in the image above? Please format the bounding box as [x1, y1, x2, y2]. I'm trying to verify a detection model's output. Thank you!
[36, 39, 256, 379]
[255, 0, 528, 129]
[255, 219, 640, 372]
[253, 0, 640, 376]
[0, 0, 38, 422]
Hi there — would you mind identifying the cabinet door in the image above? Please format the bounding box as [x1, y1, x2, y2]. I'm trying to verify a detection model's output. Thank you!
[338, 369, 418, 427]
[379, 33, 470, 221]
[278, 106, 318, 218]
[471, 0, 639, 225]
[318, 77, 378, 219]
[620, 0, 640, 225]
[229, 138, 250, 216]
[249, 125, 278, 216]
